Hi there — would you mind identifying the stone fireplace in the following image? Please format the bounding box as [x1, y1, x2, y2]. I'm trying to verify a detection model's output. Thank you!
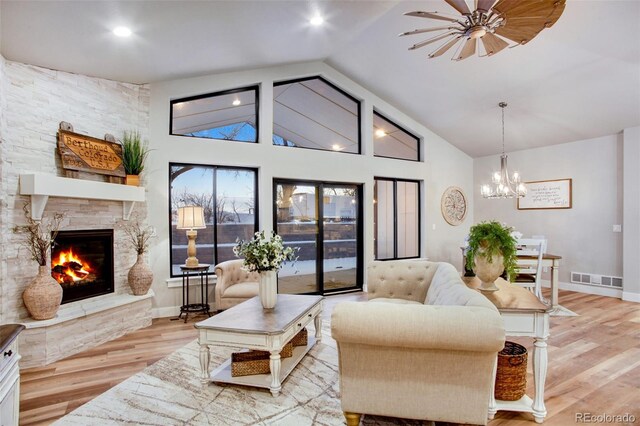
[0, 59, 152, 368]
[51, 229, 115, 304]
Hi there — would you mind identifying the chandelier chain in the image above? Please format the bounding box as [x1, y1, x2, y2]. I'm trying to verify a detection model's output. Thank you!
[501, 105, 505, 155]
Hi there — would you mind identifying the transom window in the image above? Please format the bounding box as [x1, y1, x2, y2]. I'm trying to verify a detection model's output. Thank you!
[374, 178, 421, 260]
[373, 111, 420, 161]
[273, 76, 361, 153]
[170, 86, 259, 143]
[169, 163, 258, 276]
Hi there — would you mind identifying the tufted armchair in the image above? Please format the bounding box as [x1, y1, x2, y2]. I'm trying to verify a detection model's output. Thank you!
[331, 260, 505, 426]
[214, 259, 260, 311]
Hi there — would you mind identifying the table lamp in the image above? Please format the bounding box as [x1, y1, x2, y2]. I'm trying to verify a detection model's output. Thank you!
[177, 206, 206, 267]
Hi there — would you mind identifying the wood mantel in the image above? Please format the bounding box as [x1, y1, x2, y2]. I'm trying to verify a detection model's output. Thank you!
[19, 173, 145, 220]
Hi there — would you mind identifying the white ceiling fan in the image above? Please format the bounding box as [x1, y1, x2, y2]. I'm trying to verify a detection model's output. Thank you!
[400, 0, 566, 60]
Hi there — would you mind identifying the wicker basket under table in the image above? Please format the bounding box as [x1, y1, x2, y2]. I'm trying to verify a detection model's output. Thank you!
[231, 328, 308, 377]
[494, 341, 528, 401]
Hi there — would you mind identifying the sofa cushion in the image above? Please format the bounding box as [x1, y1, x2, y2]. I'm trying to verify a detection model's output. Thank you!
[367, 260, 437, 303]
[426, 262, 497, 311]
[369, 298, 422, 305]
[222, 282, 259, 298]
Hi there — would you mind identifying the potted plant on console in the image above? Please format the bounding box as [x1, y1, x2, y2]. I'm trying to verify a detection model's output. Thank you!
[122, 130, 150, 186]
[13, 205, 64, 320]
[123, 220, 156, 295]
[466, 221, 517, 293]
[233, 231, 298, 309]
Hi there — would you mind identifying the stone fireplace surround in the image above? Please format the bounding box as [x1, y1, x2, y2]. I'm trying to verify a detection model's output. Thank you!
[0, 58, 152, 368]
[14, 174, 151, 368]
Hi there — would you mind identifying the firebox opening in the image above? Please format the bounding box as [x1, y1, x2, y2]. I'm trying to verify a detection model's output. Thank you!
[51, 229, 115, 304]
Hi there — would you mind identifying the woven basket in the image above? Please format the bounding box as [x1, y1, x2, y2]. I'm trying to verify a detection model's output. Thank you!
[291, 328, 308, 347]
[495, 341, 528, 401]
[231, 342, 293, 377]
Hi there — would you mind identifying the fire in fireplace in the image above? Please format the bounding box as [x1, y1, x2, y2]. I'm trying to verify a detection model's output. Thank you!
[51, 229, 114, 304]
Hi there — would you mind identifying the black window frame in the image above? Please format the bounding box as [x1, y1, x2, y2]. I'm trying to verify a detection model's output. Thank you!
[272, 178, 364, 295]
[272, 76, 362, 155]
[168, 162, 259, 278]
[373, 110, 421, 162]
[169, 85, 260, 143]
[374, 177, 422, 260]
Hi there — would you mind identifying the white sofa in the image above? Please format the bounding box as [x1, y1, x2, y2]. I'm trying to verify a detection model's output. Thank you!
[331, 260, 505, 425]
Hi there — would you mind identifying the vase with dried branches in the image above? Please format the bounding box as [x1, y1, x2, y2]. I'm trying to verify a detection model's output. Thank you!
[123, 220, 156, 295]
[13, 205, 64, 320]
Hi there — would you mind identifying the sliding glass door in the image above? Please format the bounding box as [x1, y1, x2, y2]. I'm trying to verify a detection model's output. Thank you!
[274, 179, 362, 294]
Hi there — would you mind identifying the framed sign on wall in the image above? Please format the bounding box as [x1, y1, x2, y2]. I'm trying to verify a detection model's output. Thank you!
[517, 178, 572, 210]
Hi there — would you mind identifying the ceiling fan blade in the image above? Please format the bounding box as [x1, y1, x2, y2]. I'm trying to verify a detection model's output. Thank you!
[494, 0, 565, 16]
[495, 0, 565, 45]
[444, 0, 471, 15]
[455, 38, 477, 60]
[480, 32, 509, 56]
[399, 26, 458, 37]
[409, 32, 460, 50]
[475, 0, 496, 13]
[429, 36, 463, 58]
[405, 11, 460, 23]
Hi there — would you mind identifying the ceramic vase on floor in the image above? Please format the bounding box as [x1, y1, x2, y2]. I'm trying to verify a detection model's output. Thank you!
[259, 270, 278, 309]
[128, 254, 153, 295]
[23, 265, 63, 320]
[473, 252, 504, 292]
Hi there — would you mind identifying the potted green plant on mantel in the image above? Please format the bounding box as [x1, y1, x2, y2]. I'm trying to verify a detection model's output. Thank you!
[121, 130, 150, 186]
[465, 221, 517, 293]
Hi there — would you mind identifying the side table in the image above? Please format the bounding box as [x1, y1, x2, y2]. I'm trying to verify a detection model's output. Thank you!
[177, 264, 211, 323]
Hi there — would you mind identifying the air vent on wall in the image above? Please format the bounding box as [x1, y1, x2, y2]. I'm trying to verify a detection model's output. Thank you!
[571, 271, 623, 288]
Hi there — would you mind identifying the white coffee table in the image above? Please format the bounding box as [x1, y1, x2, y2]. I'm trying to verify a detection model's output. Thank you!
[195, 294, 323, 397]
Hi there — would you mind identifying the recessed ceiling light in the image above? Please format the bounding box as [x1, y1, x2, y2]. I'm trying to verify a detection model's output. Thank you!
[332, 144, 342, 151]
[375, 129, 387, 138]
[113, 26, 132, 37]
[310, 15, 324, 26]
[232, 99, 241, 106]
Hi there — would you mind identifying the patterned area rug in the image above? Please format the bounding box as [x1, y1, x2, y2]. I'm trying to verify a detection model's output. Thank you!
[549, 304, 579, 317]
[54, 324, 431, 426]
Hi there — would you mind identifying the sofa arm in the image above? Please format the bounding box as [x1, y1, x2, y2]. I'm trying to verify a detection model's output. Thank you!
[331, 302, 505, 353]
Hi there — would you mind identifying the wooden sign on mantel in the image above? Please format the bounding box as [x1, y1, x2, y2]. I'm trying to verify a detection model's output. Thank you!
[57, 129, 125, 179]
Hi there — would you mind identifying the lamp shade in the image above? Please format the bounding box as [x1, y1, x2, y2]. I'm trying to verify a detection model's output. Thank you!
[176, 206, 206, 230]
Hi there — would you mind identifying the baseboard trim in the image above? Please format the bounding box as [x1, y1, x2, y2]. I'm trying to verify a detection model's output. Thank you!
[622, 292, 640, 303]
[541, 280, 623, 298]
[152, 306, 181, 318]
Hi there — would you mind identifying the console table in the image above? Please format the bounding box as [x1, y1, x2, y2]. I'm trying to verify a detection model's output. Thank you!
[461, 248, 562, 310]
[465, 277, 551, 423]
[195, 294, 323, 397]
[177, 264, 211, 322]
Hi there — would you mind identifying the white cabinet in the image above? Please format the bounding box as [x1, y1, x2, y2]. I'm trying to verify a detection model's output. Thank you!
[0, 326, 24, 426]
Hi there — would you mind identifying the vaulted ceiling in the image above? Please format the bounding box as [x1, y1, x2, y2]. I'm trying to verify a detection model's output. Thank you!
[1, 0, 638, 157]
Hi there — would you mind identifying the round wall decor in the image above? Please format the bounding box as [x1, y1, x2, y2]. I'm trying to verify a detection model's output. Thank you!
[441, 186, 467, 226]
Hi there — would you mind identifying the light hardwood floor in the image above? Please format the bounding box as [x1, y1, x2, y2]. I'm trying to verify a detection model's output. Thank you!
[19, 290, 640, 425]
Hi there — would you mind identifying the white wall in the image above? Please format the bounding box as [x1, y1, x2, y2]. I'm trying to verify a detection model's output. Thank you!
[474, 134, 624, 294]
[147, 61, 474, 311]
[623, 126, 640, 302]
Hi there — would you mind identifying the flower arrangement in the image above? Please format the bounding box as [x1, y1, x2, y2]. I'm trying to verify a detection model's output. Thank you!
[122, 220, 156, 255]
[13, 204, 64, 266]
[466, 221, 518, 280]
[233, 231, 298, 272]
